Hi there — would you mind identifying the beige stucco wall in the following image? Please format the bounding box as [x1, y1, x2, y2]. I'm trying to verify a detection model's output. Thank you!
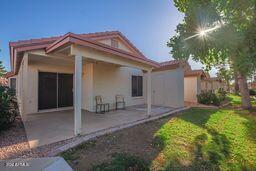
[20, 54, 148, 115]
[93, 62, 146, 110]
[16, 56, 26, 118]
[17, 49, 184, 117]
[184, 76, 201, 103]
[152, 67, 184, 108]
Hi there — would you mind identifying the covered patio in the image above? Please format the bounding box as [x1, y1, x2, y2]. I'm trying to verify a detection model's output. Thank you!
[24, 105, 175, 148]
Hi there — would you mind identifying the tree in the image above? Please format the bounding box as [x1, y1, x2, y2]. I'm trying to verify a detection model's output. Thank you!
[0, 60, 6, 77]
[168, 0, 256, 109]
[0, 49, 6, 77]
[234, 73, 239, 94]
[217, 67, 233, 92]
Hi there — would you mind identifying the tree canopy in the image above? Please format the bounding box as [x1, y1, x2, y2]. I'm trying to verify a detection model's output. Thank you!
[0, 61, 6, 77]
[168, 0, 256, 109]
[168, 0, 256, 76]
[0, 50, 6, 77]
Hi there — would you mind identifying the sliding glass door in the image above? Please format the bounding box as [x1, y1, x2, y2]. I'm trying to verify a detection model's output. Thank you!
[38, 72, 73, 110]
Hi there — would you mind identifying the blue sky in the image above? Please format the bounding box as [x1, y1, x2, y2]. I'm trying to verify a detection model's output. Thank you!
[0, 0, 215, 75]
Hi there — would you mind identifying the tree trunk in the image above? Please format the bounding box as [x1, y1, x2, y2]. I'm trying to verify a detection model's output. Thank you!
[238, 73, 252, 109]
[227, 80, 230, 92]
[234, 73, 239, 93]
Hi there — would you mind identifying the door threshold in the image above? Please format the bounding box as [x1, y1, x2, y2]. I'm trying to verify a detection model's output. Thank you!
[37, 107, 74, 114]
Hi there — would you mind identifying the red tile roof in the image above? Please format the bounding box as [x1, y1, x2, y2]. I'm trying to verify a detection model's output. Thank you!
[9, 31, 160, 74]
[160, 60, 180, 67]
[152, 60, 184, 72]
[4, 72, 15, 78]
[8, 31, 196, 76]
[184, 69, 206, 77]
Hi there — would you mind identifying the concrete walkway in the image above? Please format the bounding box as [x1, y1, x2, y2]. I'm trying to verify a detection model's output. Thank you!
[24, 105, 174, 148]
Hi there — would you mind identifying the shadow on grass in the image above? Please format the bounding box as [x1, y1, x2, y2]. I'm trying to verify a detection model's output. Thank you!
[178, 108, 217, 128]
[91, 153, 150, 171]
[234, 109, 256, 142]
[60, 107, 256, 170]
[161, 129, 231, 171]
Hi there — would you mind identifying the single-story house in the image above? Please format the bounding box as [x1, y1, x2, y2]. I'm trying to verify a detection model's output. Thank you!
[5, 31, 185, 138]
[183, 62, 223, 103]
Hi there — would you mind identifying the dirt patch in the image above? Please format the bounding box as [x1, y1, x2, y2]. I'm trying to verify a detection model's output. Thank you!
[0, 116, 36, 159]
[60, 115, 174, 171]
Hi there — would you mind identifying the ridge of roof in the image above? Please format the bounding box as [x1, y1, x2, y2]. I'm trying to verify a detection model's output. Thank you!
[9, 31, 119, 47]
[45, 32, 159, 67]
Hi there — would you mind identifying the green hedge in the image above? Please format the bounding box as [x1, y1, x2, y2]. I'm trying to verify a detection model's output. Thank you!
[0, 86, 19, 132]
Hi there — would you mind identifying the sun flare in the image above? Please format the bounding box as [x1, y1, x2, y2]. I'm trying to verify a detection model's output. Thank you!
[184, 24, 222, 41]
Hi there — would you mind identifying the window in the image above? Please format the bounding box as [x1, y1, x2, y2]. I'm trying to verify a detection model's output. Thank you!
[111, 39, 118, 48]
[10, 78, 16, 90]
[132, 76, 143, 97]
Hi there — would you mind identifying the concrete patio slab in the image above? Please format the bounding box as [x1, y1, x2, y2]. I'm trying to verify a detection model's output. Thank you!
[24, 105, 175, 148]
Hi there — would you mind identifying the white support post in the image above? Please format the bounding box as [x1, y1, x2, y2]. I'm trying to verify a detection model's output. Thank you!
[147, 70, 152, 117]
[74, 55, 82, 135]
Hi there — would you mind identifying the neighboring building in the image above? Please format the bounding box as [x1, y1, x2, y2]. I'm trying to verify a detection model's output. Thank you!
[184, 62, 223, 103]
[184, 69, 206, 103]
[4, 72, 16, 89]
[201, 77, 223, 92]
[6, 31, 185, 136]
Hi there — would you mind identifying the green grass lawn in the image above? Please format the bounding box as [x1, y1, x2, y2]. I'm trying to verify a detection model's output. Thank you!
[151, 108, 256, 170]
[227, 94, 256, 106]
[61, 95, 256, 170]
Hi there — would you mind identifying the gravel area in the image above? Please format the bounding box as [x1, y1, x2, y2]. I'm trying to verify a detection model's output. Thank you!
[0, 116, 36, 159]
[0, 115, 76, 159]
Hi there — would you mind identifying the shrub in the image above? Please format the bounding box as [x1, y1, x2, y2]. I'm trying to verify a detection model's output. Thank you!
[249, 89, 256, 96]
[0, 86, 19, 131]
[197, 91, 221, 106]
[217, 88, 227, 101]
